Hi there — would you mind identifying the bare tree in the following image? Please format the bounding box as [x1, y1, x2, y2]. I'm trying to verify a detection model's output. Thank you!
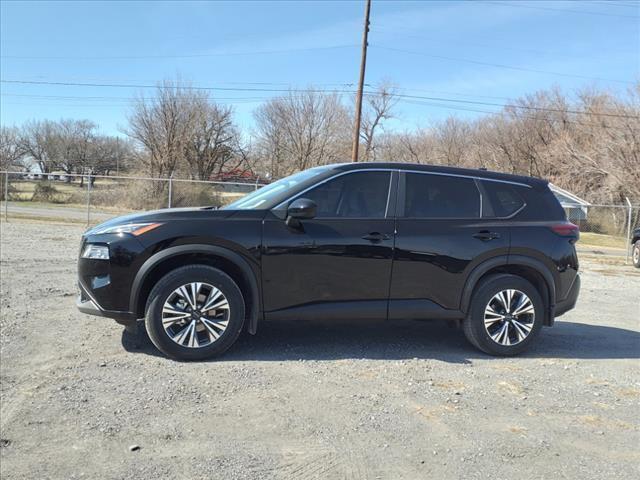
[89, 136, 133, 176]
[360, 81, 398, 161]
[434, 117, 471, 166]
[0, 126, 25, 170]
[126, 79, 201, 179]
[254, 90, 350, 177]
[52, 119, 98, 181]
[18, 120, 61, 173]
[184, 100, 239, 180]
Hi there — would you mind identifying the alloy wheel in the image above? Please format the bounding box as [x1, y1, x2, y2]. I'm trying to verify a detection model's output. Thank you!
[162, 282, 230, 348]
[484, 289, 535, 346]
[633, 245, 639, 264]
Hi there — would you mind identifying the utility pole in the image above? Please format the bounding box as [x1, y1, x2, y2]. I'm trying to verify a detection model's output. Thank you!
[351, 0, 371, 162]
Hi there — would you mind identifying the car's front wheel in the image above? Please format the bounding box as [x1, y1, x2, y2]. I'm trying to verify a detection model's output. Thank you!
[145, 265, 245, 360]
[633, 241, 640, 268]
[463, 274, 543, 356]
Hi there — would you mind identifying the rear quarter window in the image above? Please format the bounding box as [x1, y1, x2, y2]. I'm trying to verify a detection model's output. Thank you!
[480, 181, 525, 218]
[483, 181, 565, 221]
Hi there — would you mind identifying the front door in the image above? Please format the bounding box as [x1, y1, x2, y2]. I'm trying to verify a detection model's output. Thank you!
[262, 170, 397, 320]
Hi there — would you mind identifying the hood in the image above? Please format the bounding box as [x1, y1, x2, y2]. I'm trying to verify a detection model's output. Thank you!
[85, 207, 258, 236]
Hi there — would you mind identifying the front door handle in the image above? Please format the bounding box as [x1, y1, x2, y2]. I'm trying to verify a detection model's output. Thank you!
[362, 232, 389, 242]
[473, 230, 501, 241]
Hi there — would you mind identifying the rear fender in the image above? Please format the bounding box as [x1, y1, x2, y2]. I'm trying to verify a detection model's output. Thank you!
[460, 255, 556, 325]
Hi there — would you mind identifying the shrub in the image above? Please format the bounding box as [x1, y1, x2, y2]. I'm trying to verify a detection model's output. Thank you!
[31, 182, 62, 203]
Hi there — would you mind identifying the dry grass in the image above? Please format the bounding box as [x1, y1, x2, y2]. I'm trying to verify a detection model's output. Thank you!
[579, 232, 627, 250]
[6, 179, 245, 211]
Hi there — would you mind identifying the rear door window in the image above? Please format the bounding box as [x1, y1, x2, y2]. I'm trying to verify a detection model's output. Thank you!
[402, 173, 480, 218]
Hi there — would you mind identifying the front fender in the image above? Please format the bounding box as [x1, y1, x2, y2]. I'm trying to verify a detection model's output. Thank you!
[130, 244, 262, 334]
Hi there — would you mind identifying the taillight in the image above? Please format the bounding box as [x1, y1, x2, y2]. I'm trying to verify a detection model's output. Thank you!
[550, 222, 579, 238]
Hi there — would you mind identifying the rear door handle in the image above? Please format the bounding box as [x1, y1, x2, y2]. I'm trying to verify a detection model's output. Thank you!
[362, 232, 390, 242]
[473, 230, 501, 241]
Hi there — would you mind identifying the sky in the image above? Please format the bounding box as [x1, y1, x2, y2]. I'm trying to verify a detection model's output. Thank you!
[1, 0, 638, 137]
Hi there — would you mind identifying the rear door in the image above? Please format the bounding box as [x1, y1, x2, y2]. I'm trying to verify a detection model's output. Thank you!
[389, 171, 511, 317]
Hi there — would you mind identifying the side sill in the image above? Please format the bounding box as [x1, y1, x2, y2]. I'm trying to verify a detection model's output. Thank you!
[264, 299, 465, 322]
[265, 300, 388, 322]
[388, 299, 464, 321]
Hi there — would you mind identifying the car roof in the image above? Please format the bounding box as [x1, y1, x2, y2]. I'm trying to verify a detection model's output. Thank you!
[329, 162, 547, 187]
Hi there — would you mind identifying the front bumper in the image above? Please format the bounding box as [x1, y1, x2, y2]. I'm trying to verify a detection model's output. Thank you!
[555, 274, 581, 318]
[77, 283, 137, 326]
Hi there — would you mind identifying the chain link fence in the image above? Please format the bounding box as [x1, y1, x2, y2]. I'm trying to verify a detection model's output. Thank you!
[0, 171, 261, 226]
[1, 170, 638, 262]
[563, 203, 639, 262]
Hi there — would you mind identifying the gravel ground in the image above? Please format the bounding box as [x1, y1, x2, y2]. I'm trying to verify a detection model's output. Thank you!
[1, 220, 639, 480]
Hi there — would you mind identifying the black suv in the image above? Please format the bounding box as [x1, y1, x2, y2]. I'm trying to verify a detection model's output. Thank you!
[77, 163, 580, 360]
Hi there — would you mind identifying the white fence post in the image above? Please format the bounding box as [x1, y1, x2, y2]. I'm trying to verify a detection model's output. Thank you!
[4, 172, 8, 222]
[86, 173, 92, 226]
[168, 175, 173, 208]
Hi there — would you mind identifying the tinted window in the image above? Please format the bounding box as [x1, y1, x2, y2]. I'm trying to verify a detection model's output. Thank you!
[404, 173, 480, 218]
[302, 171, 391, 218]
[481, 181, 525, 217]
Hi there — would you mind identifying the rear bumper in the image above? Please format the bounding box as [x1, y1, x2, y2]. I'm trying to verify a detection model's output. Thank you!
[77, 283, 137, 326]
[555, 274, 580, 318]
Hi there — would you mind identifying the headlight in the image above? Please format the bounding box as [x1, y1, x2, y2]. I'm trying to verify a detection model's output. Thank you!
[90, 222, 162, 236]
[82, 244, 110, 260]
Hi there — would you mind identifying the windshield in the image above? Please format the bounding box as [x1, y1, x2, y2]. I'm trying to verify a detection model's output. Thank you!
[223, 167, 329, 210]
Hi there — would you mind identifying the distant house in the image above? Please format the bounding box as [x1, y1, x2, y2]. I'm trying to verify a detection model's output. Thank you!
[46, 171, 73, 182]
[549, 184, 591, 222]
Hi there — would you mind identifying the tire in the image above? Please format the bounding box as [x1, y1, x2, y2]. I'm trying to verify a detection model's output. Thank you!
[145, 265, 245, 360]
[463, 274, 544, 356]
[633, 241, 640, 268]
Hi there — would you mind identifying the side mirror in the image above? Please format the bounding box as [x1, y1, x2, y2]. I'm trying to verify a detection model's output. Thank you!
[287, 198, 317, 220]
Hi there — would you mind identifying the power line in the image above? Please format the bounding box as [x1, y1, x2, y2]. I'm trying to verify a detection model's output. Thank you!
[0, 93, 310, 102]
[0, 78, 341, 93]
[0, 85, 522, 102]
[2, 96, 628, 130]
[371, 45, 634, 85]
[0, 44, 358, 60]
[395, 98, 626, 130]
[393, 92, 640, 119]
[1, 79, 638, 119]
[371, 25, 633, 58]
[482, 0, 640, 19]
[591, 1, 640, 8]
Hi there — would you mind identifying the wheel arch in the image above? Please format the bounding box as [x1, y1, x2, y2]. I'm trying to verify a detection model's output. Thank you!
[131, 244, 261, 334]
[460, 255, 556, 326]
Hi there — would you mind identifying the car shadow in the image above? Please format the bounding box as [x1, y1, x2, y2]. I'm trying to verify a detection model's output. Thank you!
[121, 319, 640, 363]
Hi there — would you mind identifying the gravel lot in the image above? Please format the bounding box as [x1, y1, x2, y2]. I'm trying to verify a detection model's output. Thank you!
[1, 220, 639, 479]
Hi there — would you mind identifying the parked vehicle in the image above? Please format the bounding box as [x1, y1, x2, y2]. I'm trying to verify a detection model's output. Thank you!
[77, 162, 581, 360]
[632, 227, 640, 268]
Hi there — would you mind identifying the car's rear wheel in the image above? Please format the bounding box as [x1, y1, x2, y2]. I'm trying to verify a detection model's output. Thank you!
[463, 274, 543, 356]
[145, 265, 245, 360]
[633, 241, 640, 268]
